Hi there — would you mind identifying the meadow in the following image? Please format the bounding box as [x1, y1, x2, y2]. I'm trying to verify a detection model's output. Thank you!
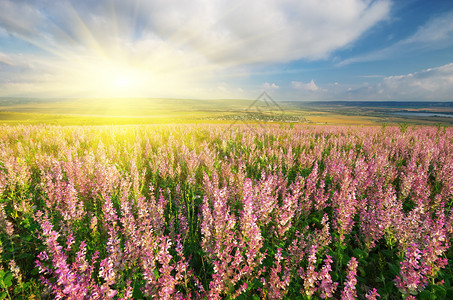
[2, 98, 453, 126]
[0, 123, 452, 299]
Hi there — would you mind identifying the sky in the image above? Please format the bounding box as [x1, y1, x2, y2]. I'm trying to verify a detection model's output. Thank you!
[0, 0, 452, 101]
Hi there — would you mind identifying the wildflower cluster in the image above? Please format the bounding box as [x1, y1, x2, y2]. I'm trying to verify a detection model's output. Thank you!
[0, 124, 452, 298]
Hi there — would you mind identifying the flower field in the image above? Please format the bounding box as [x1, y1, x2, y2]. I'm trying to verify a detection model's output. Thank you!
[0, 124, 452, 299]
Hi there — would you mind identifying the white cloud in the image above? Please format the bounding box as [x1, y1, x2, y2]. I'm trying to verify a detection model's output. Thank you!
[291, 80, 319, 91]
[0, 27, 7, 37]
[283, 63, 453, 101]
[262, 82, 280, 90]
[0, 0, 391, 97]
[0, 52, 13, 66]
[380, 63, 453, 99]
[0, 0, 392, 64]
[404, 11, 453, 44]
[360, 75, 385, 78]
[0, 0, 45, 38]
[340, 63, 453, 100]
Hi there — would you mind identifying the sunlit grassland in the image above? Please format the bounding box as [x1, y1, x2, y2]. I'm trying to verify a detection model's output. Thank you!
[1, 97, 453, 126]
[0, 98, 257, 117]
[300, 112, 378, 125]
[0, 111, 225, 126]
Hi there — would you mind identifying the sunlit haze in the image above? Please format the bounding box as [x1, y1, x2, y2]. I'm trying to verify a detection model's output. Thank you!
[0, 0, 452, 100]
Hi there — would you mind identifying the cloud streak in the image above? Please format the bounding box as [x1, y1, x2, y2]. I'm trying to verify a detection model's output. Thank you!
[339, 9, 453, 66]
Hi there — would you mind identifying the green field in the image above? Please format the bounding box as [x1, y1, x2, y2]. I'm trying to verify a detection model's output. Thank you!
[1, 97, 452, 126]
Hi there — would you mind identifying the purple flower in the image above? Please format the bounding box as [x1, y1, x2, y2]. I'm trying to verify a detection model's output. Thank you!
[341, 257, 358, 300]
[318, 255, 338, 298]
[365, 288, 380, 299]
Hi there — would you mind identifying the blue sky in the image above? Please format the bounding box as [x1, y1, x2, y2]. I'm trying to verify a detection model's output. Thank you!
[0, 0, 452, 101]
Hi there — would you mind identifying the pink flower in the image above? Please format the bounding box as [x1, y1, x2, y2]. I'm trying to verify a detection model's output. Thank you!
[395, 244, 429, 295]
[318, 255, 338, 298]
[302, 246, 319, 297]
[365, 288, 380, 299]
[341, 257, 358, 300]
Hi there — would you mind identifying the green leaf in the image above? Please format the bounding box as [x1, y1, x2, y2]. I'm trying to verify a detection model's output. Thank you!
[341, 254, 351, 265]
[358, 266, 366, 278]
[419, 289, 435, 300]
[376, 273, 385, 283]
[14, 281, 30, 293]
[380, 249, 394, 257]
[353, 248, 368, 259]
[237, 294, 259, 300]
[311, 217, 320, 224]
[23, 235, 33, 242]
[2, 272, 12, 287]
[432, 285, 446, 298]
[388, 263, 399, 276]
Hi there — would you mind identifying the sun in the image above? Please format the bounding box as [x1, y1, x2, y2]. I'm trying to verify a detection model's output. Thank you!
[112, 74, 135, 90]
[100, 63, 149, 96]
[106, 69, 140, 92]
[64, 59, 154, 98]
[51, 55, 192, 98]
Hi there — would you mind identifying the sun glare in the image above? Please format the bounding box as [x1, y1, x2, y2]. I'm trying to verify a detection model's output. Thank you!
[53, 53, 195, 99]
[74, 61, 154, 98]
[106, 65, 145, 92]
[112, 74, 135, 90]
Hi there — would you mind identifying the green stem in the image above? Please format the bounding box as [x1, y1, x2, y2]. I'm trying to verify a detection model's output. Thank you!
[0, 280, 12, 300]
